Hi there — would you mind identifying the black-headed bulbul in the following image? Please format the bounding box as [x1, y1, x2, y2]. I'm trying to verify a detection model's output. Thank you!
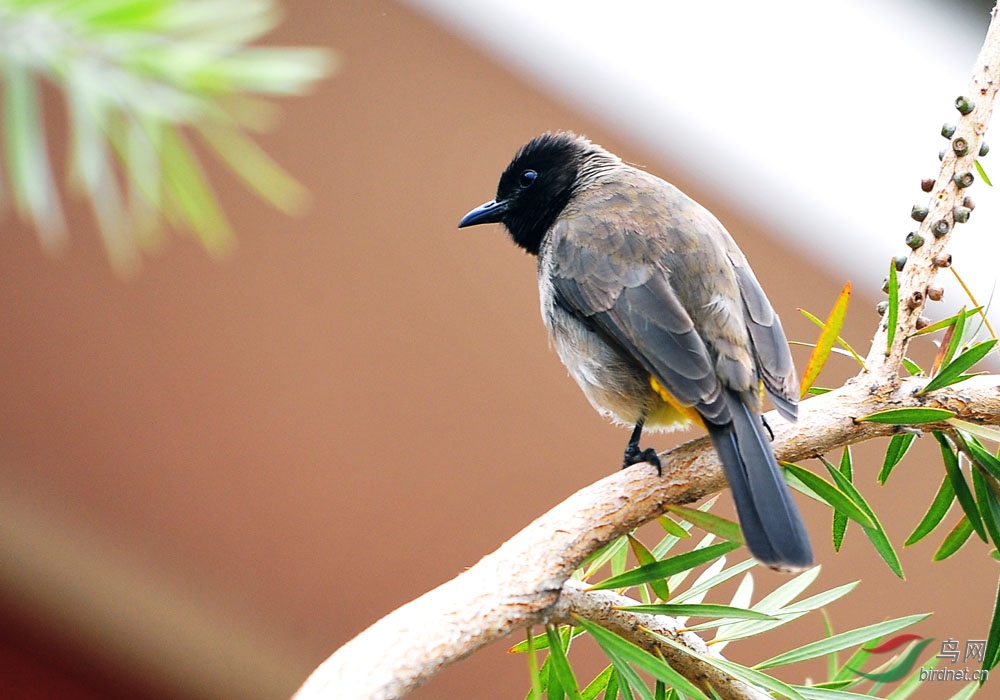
[459, 132, 812, 570]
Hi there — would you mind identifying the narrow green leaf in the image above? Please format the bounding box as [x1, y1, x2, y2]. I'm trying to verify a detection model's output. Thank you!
[902, 357, 925, 376]
[546, 625, 583, 700]
[3, 61, 66, 249]
[666, 533, 718, 592]
[823, 460, 904, 578]
[646, 629, 807, 700]
[973, 467, 1000, 548]
[671, 558, 757, 604]
[615, 604, 775, 621]
[782, 463, 875, 529]
[950, 419, 1000, 445]
[628, 535, 671, 602]
[920, 340, 997, 394]
[879, 433, 916, 484]
[904, 473, 955, 546]
[934, 432, 987, 542]
[982, 571, 1000, 675]
[160, 127, 234, 255]
[833, 448, 852, 550]
[657, 516, 691, 539]
[976, 159, 992, 187]
[607, 667, 625, 700]
[664, 506, 743, 543]
[196, 122, 309, 214]
[526, 627, 543, 700]
[581, 665, 614, 700]
[756, 614, 930, 669]
[800, 282, 852, 398]
[831, 633, 876, 683]
[959, 433, 1000, 481]
[857, 407, 956, 425]
[794, 686, 885, 699]
[933, 515, 975, 560]
[911, 306, 981, 337]
[582, 535, 630, 580]
[886, 260, 899, 352]
[948, 681, 980, 699]
[589, 542, 740, 591]
[573, 616, 709, 700]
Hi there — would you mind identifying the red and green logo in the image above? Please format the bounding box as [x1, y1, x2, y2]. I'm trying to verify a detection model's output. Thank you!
[848, 634, 935, 683]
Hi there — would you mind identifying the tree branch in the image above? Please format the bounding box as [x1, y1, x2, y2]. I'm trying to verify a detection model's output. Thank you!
[294, 8, 1000, 699]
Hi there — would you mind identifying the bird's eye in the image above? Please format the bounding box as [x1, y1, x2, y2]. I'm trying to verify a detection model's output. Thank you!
[519, 169, 537, 188]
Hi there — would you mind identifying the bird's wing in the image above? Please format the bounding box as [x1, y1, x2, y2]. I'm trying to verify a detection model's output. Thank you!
[548, 218, 730, 424]
[730, 260, 799, 421]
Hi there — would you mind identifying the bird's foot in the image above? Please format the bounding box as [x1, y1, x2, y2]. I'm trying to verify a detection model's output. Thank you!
[761, 415, 775, 441]
[623, 444, 662, 474]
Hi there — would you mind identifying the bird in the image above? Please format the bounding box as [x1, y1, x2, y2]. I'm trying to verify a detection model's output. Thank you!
[458, 132, 812, 571]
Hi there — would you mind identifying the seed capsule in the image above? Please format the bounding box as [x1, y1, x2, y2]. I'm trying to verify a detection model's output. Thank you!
[942, 123, 957, 138]
[911, 205, 928, 221]
[956, 96, 975, 115]
[921, 178, 936, 192]
[916, 316, 931, 330]
[953, 137, 970, 156]
[876, 300, 888, 316]
[907, 291, 924, 310]
[882, 277, 889, 294]
[893, 255, 907, 271]
[953, 171, 975, 188]
[906, 231, 924, 249]
[963, 196, 976, 211]
[980, 142, 990, 157]
[953, 205, 971, 223]
[933, 253, 952, 268]
[927, 285, 944, 301]
[932, 219, 951, 237]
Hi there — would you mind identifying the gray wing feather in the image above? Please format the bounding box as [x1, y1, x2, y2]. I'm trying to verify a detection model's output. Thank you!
[733, 264, 799, 421]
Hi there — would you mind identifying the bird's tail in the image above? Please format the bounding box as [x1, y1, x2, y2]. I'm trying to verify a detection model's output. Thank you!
[705, 391, 813, 571]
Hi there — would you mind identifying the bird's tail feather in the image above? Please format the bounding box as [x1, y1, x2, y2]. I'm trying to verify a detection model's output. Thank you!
[706, 392, 813, 571]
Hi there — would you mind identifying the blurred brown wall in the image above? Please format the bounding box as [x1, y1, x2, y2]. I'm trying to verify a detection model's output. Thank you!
[0, 2, 993, 699]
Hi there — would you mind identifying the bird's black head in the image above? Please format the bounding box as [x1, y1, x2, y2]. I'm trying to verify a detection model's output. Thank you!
[459, 132, 591, 255]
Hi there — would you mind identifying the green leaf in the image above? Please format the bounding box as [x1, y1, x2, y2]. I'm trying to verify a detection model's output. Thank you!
[973, 467, 1000, 548]
[857, 407, 956, 424]
[911, 306, 981, 338]
[976, 159, 992, 187]
[3, 61, 66, 249]
[525, 626, 544, 700]
[756, 614, 930, 669]
[589, 542, 740, 591]
[959, 433, 1000, 482]
[950, 419, 1000, 445]
[645, 629, 807, 700]
[902, 357, 925, 376]
[823, 460, 905, 578]
[879, 433, 916, 484]
[664, 506, 743, 543]
[657, 516, 691, 539]
[580, 665, 615, 700]
[615, 603, 775, 621]
[886, 260, 899, 352]
[794, 686, 889, 699]
[671, 558, 757, 604]
[920, 340, 997, 394]
[934, 432, 987, 542]
[800, 282, 852, 398]
[932, 307, 967, 378]
[628, 535, 671, 602]
[546, 625, 583, 700]
[581, 535, 630, 580]
[885, 657, 940, 699]
[904, 474, 955, 546]
[983, 571, 1000, 675]
[781, 463, 875, 529]
[933, 516, 975, 560]
[573, 616, 709, 700]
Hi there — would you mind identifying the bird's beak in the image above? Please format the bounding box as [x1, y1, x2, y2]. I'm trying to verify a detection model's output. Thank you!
[458, 199, 508, 228]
